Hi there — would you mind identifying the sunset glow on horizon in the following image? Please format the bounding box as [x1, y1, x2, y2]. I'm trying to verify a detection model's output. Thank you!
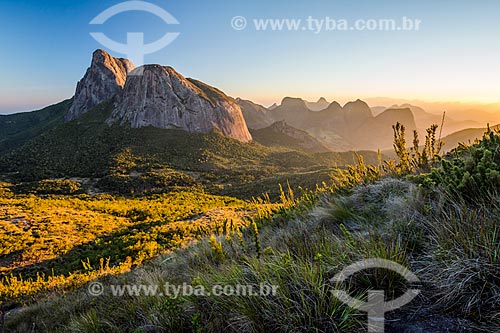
[1, 0, 499, 113]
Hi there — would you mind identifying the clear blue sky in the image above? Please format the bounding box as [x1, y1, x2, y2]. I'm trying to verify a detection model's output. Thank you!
[1, 0, 499, 113]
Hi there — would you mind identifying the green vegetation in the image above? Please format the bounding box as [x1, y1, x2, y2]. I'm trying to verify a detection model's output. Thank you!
[421, 128, 500, 200]
[13, 179, 82, 195]
[1, 116, 498, 332]
[7, 159, 498, 331]
[392, 122, 442, 173]
[0, 99, 71, 154]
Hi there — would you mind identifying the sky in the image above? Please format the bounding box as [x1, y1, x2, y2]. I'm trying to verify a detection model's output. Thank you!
[0, 0, 499, 113]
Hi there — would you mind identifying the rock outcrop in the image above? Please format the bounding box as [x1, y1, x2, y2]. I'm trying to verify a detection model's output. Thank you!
[65, 50, 252, 142]
[108, 65, 252, 142]
[268, 103, 278, 110]
[65, 49, 135, 121]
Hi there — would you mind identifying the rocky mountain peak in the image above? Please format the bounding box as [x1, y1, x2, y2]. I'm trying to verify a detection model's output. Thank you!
[91, 49, 135, 77]
[65, 49, 135, 121]
[344, 99, 370, 110]
[108, 64, 252, 142]
[281, 97, 308, 109]
[306, 97, 331, 111]
[326, 101, 342, 111]
[65, 50, 252, 142]
[342, 99, 373, 127]
[377, 107, 416, 125]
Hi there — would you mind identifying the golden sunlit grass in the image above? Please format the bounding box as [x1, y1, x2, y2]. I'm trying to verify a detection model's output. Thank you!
[0, 183, 278, 304]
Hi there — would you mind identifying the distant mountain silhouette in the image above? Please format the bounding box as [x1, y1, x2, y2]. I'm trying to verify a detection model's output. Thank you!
[251, 120, 330, 153]
[238, 97, 417, 151]
[305, 97, 330, 111]
[389, 104, 480, 138]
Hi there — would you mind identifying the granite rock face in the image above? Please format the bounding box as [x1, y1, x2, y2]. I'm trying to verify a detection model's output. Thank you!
[66, 50, 251, 142]
[108, 65, 252, 142]
[65, 49, 135, 121]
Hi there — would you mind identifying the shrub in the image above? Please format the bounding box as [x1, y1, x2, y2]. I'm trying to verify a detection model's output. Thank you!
[97, 168, 198, 194]
[330, 154, 382, 191]
[14, 179, 82, 195]
[420, 129, 500, 201]
[393, 122, 443, 173]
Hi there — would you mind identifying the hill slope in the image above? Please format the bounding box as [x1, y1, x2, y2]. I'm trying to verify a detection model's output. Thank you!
[0, 99, 71, 154]
[251, 121, 330, 153]
[0, 100, 266, 180]
[440, 124, 500, 151]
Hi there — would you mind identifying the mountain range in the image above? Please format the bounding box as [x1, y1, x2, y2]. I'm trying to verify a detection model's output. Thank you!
[0, 49, 497, 188]
[239, 97, 418, 151]
[363, 97, 500, 125]
[239, 96, 496, 152]
[0, 50, 383, 196]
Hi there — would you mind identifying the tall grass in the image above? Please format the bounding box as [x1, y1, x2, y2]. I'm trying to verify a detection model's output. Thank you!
[417, 191, 500, 320]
